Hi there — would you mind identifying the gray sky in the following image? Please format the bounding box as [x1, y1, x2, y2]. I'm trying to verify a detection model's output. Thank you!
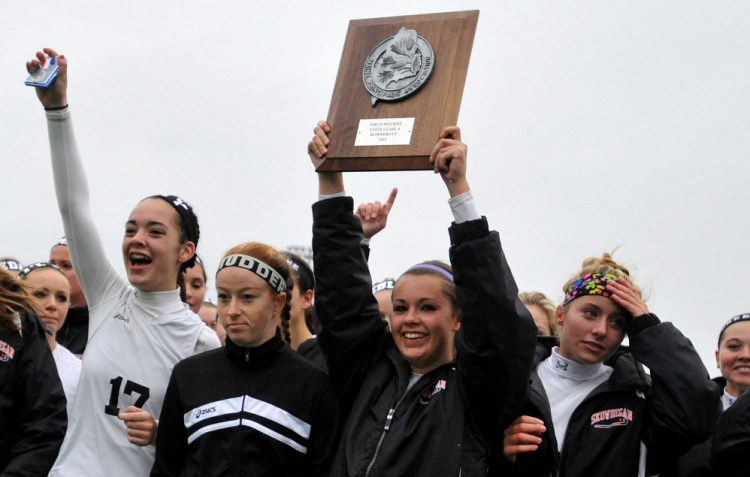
[2, 1, 749, 375]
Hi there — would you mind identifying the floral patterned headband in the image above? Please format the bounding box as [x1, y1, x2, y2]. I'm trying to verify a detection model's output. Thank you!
[563, 273, 619, 305]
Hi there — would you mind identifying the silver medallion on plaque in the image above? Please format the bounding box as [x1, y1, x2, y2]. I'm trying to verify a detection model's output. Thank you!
[363, 27, 435, 106]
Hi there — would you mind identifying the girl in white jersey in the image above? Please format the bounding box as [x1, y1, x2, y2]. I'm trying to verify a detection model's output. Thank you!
[26, 47, 221, 477]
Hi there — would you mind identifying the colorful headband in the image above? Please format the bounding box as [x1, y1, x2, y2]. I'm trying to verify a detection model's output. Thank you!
[217, 254, 287, 293]
[17, 262, 65, 280]
[721, 313, 750, 335]
[407, 264, 454, 282]
[563, 273, 619, 305]
[372, 279, 395, 294]
[0, 259, 23, 272]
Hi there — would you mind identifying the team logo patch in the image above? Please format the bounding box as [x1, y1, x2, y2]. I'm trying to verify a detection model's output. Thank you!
[419, 379, 447, 404]
[195, 406, 216, 419]
[113, 313, 129, 323]
[554, 357, 569, 371]
[0, 340, 15, 361]
[590, 408, 633, 429]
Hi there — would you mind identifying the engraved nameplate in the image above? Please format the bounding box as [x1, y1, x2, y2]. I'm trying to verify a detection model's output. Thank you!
[354, 118, 415, 146]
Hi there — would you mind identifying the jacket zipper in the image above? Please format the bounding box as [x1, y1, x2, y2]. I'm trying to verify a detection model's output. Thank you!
[364, 393, 408, 477]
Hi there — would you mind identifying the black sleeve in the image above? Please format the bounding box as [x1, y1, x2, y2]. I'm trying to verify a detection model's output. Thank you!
[710, 391, 750, 476]
[449, 217, 538, 436]
[628, 318, 722, 468]
[2, 314, 67, 477]
[307, 382, 341, 477]
[312, 197, 388, 414]
[150, 369, 187, 477]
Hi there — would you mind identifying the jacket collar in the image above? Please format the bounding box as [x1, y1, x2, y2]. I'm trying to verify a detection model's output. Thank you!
[225, 332, 286, 368]
[385, 341, 456, 395]
[533, 337, 650, 392]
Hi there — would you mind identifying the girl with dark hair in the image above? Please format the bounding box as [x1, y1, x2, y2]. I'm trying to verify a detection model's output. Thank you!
[711, 370, 750, 477]
[152, 242, 340, 476]
[284, 250, 329, 372]
[26, 48, 221, 476]
[181, 254, 207, 314]
[307, 121, 537, 476]
[0, 267, 67, 475]
[283, 251, 316, 352]
[661, 313, 750, 476]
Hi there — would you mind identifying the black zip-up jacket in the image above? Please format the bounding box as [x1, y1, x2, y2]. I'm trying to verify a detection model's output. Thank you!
[312, 196, 537, 477]
[503, 316, 720, 477]
[151, 334, 340, 476]
[56, 305, 89, 356]
[659, 376, 725, 477]
[0, 311, 67, 476]
[710, 385, 750, 476]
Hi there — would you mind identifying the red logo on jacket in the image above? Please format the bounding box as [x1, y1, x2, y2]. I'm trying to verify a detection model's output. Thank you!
[0, 340, 15, 361]
[590, 408, 633, 428]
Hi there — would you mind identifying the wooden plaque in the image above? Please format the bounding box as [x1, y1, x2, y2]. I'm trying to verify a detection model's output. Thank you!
[318, 10, 479, 172]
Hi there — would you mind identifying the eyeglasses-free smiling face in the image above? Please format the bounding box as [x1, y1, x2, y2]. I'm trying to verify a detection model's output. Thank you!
[49, 244, 84, 307]
[122, 198, 194, 292]
[390, 274, 460, 375]
[216, 266, 286, 348]
[716, 320, 750, 397]
[183, 262, 206, 313]
[557, 295, 629, 364]
[26, 268, 71, 336]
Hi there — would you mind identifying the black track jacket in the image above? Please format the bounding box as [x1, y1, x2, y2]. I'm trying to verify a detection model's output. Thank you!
[151, 334, 340, 476]
[312, 196, 537, 477]
[503, 317, 720, 477]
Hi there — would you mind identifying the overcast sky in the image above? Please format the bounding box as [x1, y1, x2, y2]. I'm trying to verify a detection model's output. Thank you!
[2, 1, 749, 374]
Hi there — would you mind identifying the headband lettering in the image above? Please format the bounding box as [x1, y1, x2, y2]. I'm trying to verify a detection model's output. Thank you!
[721, 313, 750, 335]
[156, 194, 198, 244]
[18, 262, 64, 280]
[563, 273, 619, 305]
[1, 259, 23, 272]
[372, 280, 396, 294]
[218, 254, 286, 293]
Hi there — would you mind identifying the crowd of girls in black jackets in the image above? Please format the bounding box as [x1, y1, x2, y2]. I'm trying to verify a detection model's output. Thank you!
[0, 47, 747, 477]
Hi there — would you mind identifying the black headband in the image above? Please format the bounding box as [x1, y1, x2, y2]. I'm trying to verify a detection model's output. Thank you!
[156, 195, 199, 245]
[721, 313, 750, 335]
[285, 255, 315, 292]
[156, 195, 199, 269]
[217, 254, 287, 293]
[18, 262, 65, 280]
[0, 259, 23, 272]
[372, 279, 395, 294]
